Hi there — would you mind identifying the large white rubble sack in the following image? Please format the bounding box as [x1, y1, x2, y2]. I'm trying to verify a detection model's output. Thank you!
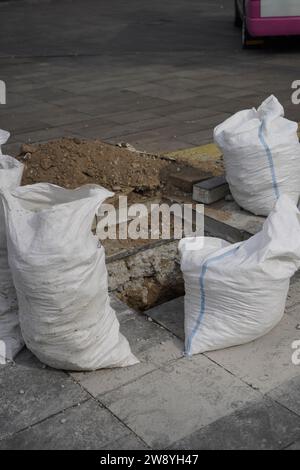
[0, 183, 138, 370]
[0, 129, 24, 363]
[214, 95, 300, 216]
[179, 195, 300, 356]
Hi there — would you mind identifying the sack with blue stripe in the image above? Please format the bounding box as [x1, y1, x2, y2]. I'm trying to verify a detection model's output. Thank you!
[179, 195, 300, 356]
[214, 95, 300, 216]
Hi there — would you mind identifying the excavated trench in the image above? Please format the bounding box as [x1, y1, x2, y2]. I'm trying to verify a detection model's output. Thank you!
[17, 137, 261, 312]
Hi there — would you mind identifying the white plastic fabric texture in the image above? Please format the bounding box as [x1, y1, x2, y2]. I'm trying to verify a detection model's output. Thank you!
[179, 195, 300, 356]
[0, 129, 24, 362]
[0, 183, 138, 370]
[214, 95, 300, 216]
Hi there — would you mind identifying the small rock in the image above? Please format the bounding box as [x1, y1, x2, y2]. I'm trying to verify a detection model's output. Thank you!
[20, 143, 37, 154]
[61, 384, 65, 389]
[147, 317, 153, 322]
[60, 418, 67, 424]
[19, 389, 25, 395]
[40, 158, 53, 171]
[296, 324, 300, 330]
[112, 186, 121, 192]
[73, 138, 81, 144]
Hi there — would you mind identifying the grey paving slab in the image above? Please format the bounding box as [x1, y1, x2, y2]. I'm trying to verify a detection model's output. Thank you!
[171, 398, 300, 450]
[103, 110, 161, 125]
[53, 93, 171, 116]
[99, 354, 260, 448]
[2, 141, 23, 157]
[153, 103, 200, 117]
[178, 129, 214, 146]
[207, 314, 300, 394]
[18, 86, 77, 103]
[139, 139, 192, 153]
[63, 121, 125, 140]
[100, 433, 149, 450]
[0, 399, 133, 450]
[286, 440, 300, 450]
[146, 297, 184, 340]
[167, 107, 222, 123]
[153, 77, 204, 90]
[268, 376, 300, 417]
[12, 126, 77, 144]
[109, 295, 138, 322]
[42, 109, 93, 127]
[0, 111, 50, 134]
[71, 115, 174, 137]
[0, 93, 37, 110]
[126, 84, 198, 102]
[71, 311, 182, 397]
[0, 349, 89, 440]
[286, 271, 300, 316]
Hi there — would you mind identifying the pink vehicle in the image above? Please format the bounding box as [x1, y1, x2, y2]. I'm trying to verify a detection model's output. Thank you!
[235, 0, 300, 48]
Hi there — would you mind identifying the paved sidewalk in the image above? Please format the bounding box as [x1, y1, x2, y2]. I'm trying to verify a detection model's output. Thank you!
[1, 0, 300, 450]
[1, 285, 300, 450]
[1, 0, 300, 156]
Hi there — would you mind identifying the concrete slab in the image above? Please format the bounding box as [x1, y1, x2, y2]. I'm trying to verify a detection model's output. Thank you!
[12, 127, 73, 145]
[171, 398, 300, 450]
[286, 271, 300, 316]
[0, 349, 89, 440]
[99, 354, 260, 448]
[71, 311, 182, 397]
[146, 297, 184, 340]
[204, 199, 265, 243]
[286, 440, 300, 450]
[207, 314, 300, 394]
[169, 168, 212, 193]
[100, 433, 149, 450]
[268, 376, 300, 417]
[109, 295, 138, 322]
[193, 176, 229, 204]
[0, 399, 133, 450]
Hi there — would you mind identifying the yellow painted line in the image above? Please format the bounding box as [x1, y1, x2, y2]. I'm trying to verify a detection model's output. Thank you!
[162, 120, 300, 167]
[163, 142, 221, 159]
[163, 143, 223, 176]
[165, 120, 300, 158]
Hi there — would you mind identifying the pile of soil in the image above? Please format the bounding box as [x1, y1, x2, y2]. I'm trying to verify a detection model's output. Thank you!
[17, 138, 174, 196]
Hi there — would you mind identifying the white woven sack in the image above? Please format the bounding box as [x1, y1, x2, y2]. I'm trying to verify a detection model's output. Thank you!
[179, 195, 300, 355]
[214, 95, 300, 216]
[0, 183, 138, 370]
[0, 129, 24, 362]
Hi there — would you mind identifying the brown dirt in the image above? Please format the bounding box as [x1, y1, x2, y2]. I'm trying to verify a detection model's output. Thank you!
[17, 138, 224, 202]
[18, 138, 174, 196]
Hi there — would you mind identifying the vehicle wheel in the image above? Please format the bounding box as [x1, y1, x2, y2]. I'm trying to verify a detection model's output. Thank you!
[234, 0, 242, 27]
[242, 18, 254, 48]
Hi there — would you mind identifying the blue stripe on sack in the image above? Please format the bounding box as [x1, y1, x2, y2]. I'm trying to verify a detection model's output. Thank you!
[185, 246, 240, 356]
[258, 121, 280, 200]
